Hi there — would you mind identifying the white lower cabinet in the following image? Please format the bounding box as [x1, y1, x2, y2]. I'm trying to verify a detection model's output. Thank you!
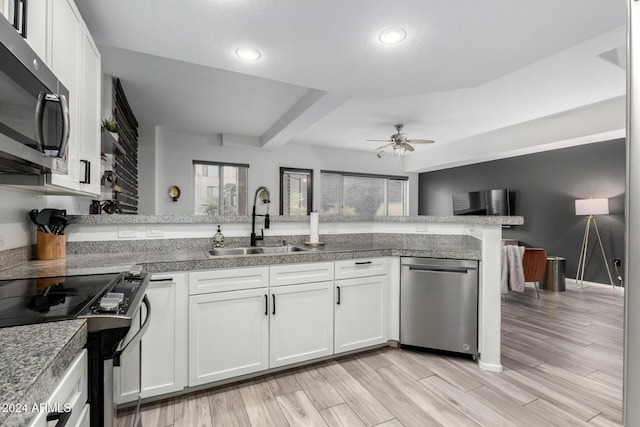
[335, 275, 388, 354]
[141, 258, 394, 393]
[188, 287, 269, 386]
[269, 281, 334, 368]
[115, 273, 188, 404]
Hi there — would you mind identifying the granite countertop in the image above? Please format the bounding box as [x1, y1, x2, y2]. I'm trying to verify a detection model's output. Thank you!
[0, 239, 480, 424]
[69, 214, 524, 226]
[0, 320, 87, 427]
[0, 241, 482, 280]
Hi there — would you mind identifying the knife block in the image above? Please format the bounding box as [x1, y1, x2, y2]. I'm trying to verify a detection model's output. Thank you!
[36, 231, 66, 260]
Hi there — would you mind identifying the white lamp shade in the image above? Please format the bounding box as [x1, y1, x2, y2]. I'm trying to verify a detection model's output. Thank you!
[575, 198, 609, 215]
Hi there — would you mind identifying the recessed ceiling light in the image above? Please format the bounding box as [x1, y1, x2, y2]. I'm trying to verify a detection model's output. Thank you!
[235, 47, 261, 61]
[378, 27, 407, 44]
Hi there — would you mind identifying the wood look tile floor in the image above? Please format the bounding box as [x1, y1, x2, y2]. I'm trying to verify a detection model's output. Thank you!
[118, 282, 624, 427]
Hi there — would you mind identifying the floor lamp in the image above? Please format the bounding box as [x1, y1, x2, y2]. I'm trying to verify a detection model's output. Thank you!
[575, 198, 615, 288]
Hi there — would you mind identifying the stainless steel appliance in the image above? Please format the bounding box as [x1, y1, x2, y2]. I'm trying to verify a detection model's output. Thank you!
[0, 268, 150, 427]
[400, 257, 478, 356]
[0, 13, 70, 175]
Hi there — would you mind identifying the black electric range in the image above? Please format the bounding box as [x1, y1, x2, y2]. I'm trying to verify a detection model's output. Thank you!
[0, 270, 151, 427]
[0, 273, 120, 328]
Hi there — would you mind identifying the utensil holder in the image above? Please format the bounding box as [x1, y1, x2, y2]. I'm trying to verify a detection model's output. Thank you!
[36, 231, 66, 260]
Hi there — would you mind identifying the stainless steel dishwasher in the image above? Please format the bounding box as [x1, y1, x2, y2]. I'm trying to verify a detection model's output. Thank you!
[400, 257, 478, 357]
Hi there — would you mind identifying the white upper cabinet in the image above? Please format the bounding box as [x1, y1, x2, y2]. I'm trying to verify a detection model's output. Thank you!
[24, 0, 48, 61]
[47, 0, 82, 192]
[78, 22, 101, 194]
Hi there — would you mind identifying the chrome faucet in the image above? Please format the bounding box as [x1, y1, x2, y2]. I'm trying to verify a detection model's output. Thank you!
[250, 186, 270, 246]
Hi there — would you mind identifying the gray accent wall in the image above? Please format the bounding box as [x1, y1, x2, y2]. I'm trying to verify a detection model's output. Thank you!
[418, 139, 625, 285]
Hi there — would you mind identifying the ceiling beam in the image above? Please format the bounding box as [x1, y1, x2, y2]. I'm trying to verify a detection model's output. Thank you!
[260, 89, 349, 148]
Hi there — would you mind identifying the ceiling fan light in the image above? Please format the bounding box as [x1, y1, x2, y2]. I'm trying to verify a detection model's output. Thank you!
[393, 145, 406, 156]
[379, 28, 407, 44]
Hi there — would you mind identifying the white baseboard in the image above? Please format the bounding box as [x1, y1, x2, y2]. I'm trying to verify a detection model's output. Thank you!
[478, 359, 503, 372]
[566, 278, 624, 290]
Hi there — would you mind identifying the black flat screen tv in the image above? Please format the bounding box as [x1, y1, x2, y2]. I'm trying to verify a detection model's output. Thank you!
[452, 188, 511, 216]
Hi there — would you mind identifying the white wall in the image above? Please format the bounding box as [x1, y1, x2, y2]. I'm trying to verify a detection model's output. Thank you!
[150, 127, 419, 216]
[0, 188, 44, 250]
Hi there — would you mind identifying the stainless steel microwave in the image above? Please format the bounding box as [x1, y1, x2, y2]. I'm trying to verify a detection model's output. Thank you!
[0, 14, 69, 175]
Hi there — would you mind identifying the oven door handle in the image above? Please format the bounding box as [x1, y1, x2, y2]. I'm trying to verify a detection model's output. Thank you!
[113, 295, 150, 367]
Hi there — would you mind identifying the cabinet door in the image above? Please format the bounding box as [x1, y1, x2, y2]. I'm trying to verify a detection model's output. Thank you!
[141, 273, 188, 398]
[270, 281, 334, 368]
[114, 305, 141, 404]
[77, 22, 101, 195]
[335, 275, 387, 354]
[47, 0, 82, 191]
[115, 273, 188, 402]
[25, 0, 48, 61]
[189, 288, 269, 386]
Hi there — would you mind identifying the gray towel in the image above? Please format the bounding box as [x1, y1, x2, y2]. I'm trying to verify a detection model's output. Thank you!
[501, 245, 525, 293]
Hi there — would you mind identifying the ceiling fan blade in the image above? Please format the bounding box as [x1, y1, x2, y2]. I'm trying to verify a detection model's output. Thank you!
[407, 139, 435, 144]
[375, 143, 393, 151]
[403, 142, 415, 152]
[366, 139, 392, 142]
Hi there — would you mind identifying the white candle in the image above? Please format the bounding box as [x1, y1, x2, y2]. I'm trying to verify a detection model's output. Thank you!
[310, 212, 320, 243]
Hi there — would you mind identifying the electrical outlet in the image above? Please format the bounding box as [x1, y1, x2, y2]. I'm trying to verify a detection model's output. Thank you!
[117, 228, 138, 239]
[146, 227, 164, 237]
[614, 259, 621, 267]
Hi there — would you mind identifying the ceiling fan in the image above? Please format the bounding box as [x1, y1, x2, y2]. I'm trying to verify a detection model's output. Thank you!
[367, 124, 435, 156]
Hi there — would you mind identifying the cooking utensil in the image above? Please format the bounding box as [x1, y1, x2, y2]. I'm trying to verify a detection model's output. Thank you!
[28, 209, 44, 232]
[49, 214, 68, 235]
[35, 210, 52, 233]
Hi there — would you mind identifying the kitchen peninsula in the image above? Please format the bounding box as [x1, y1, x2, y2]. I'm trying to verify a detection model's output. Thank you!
[0, 214, 521, 422]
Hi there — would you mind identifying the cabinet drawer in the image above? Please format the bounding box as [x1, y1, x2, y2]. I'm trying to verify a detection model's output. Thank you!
[29, 350, 88, 427]
[335, 257, 388, 280]
[270, 262, 334, 287]
[189, 267, 269, 294]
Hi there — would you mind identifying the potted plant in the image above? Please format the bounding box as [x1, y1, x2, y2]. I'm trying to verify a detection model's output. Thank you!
[101, 117, 120, 134]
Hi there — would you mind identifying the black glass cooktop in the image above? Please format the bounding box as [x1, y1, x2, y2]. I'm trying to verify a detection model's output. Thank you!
[0, 273, 119, 328]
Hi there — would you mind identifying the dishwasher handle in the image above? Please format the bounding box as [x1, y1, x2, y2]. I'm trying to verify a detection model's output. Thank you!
[407, 265, 476, 274]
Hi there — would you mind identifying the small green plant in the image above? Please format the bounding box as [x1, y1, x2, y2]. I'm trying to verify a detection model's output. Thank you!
[101, 117, 120, 133]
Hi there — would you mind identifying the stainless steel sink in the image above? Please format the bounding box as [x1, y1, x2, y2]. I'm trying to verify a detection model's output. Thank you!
[258, 245, 308, 254]
[206, 245, 308, 257]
